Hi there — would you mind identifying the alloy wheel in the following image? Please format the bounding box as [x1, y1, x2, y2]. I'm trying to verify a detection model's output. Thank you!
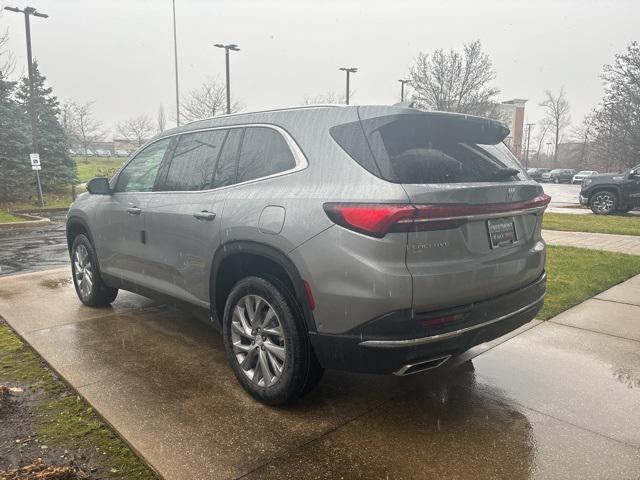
[592, 192, 615, 214]
[231, 295, 286, 387]
[73, 244, 93, 299]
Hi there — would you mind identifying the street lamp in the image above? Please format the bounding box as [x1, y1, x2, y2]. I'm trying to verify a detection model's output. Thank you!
[4, 5, 48, 207]
[398, 79, 410, 102]
[172, 0, 180, 126]
[339, 67, 357, 105]
[214, 43, 240, 115]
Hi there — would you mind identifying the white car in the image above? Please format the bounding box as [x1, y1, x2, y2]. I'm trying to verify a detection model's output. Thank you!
[572, 170, 598, 184]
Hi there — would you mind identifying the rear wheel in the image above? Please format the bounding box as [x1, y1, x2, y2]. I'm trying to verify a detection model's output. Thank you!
[71, 234, 118, 306]
[590, 191, 617, 215]
[553, 177, 559, 184]
[222, 276, 323, 405]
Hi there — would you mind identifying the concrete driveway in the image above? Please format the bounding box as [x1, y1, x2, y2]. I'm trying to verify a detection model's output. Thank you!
[1, 268, 639, 479]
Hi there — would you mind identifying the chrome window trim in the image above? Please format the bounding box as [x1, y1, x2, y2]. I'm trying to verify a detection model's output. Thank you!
[111, 123, 308, 196]
[405, 206, 545, 224]
[359, 292, 545, 348]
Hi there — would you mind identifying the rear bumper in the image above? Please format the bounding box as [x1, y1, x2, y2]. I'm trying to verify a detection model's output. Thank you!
[309, 272, 546, 375]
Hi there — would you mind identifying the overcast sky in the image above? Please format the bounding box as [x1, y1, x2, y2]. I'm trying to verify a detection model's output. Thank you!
[1, 0, 639, 136]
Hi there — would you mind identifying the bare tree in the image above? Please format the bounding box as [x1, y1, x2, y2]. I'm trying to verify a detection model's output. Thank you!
[303, 90, 351, 105]
[0, 26, 15, 77]
[409, 40, 501, 118]
[117, 115, 154, 147]
[539, 88, 571, 163]
[180, 77, 242, 122]
[157, 103, 166, 133]
[60, 101, 104, 161]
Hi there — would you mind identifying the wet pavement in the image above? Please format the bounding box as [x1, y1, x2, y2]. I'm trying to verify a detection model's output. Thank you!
[1, 268, 639, 480]
[0, 211, 69, 277]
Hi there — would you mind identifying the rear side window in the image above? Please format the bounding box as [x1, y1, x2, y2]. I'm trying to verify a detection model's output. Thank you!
[237, 127, 296, 183]
[330, 113, 524, 184]
[212, 128, 242, 189]
[163, 129, 227, 191]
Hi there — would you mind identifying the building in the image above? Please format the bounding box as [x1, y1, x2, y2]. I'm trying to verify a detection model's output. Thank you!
[499, 99, 527, 158]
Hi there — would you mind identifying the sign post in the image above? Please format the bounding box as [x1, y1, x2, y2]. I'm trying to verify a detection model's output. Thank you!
[30, 153, 44, 207]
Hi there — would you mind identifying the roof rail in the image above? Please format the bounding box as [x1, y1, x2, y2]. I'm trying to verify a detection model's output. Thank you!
[185, 104, 345, 126]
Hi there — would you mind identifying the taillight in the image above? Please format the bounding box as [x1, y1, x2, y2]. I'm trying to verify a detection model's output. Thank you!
[323, 194, 551, 238]
[323, 203, 415, 238]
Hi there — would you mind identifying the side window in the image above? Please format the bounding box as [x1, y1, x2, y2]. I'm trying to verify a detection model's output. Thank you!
[211, 128, 242, 189]
[114, 138, 171, 193]
[163, 129, 227, 191]
[237, 127, 296, 183]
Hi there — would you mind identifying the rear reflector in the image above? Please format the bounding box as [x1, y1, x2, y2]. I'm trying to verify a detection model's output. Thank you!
[303, 280, 316, 310]
[420, 314, 463, 327]
[323, 194, 551, 238]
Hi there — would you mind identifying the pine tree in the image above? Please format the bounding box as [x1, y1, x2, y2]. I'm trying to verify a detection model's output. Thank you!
[0, 72, 32, 202]
[14, 62, 77, 192]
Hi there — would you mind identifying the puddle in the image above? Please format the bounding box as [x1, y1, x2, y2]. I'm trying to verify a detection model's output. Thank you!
[39, 277, 73, 289]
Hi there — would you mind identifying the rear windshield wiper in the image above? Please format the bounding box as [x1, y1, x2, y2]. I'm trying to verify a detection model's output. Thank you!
[491, 167, 520, 181]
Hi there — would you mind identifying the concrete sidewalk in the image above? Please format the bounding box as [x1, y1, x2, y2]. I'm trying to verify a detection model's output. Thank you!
[1, 268, 640, 479]
[543, 229, 640, 255]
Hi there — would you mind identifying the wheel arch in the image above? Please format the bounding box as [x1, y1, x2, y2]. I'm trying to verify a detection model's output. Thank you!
[211, 241, 316, 332]
[66, 216, 95, 253]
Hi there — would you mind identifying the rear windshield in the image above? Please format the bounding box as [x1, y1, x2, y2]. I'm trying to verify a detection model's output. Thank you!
[330, 112, 526, 184]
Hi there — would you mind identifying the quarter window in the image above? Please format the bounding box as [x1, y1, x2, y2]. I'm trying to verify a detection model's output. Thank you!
[163, 130, 227, 191]
[114, 138, 171, 193]
[237, 127, 296, 183]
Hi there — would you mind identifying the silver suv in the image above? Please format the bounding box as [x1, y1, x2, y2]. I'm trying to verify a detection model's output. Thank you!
[66, 105, 549, 404]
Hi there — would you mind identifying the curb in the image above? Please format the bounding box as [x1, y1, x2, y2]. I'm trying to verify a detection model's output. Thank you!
[0, 213, 51, 229]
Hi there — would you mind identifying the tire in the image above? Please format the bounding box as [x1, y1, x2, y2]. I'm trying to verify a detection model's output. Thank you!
[71, 234, 118, 307]
[589, 191, 617, 215]
[222, 276, 324, 405]
[553, 178, 559, 184]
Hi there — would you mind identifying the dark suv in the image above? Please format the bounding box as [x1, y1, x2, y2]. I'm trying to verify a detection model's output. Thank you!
[580, 164, 640, 214]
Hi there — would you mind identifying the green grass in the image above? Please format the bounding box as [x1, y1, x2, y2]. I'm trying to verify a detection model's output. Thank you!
[539, 245, 640, 319]
[0, 321, 157, 479]
[0, 211, 22, 223]
[543, 212, 640, 236]
[74, 156, 125, 183]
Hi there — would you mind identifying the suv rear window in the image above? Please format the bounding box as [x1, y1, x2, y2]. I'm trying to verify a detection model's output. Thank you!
[330, 112, 525, 184]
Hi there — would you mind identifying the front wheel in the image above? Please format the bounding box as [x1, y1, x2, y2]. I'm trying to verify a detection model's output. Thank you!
[71, 234, 118, 306]
[590, 191, 617, 215]
[222, 276, 323, 405]
[553, 178, 559, 184]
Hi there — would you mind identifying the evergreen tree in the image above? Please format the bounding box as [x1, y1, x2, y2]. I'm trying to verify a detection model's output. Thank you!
[14, 62, 76, 192]
[0, 72, 31, 202]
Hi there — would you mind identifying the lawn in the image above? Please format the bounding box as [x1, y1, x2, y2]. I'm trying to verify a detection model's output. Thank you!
[74, 156, 125, 183]
[539, 245, 640, 319]
[0, 319, 157, 479]
[0, 211, 22, 223]
[542, 212, 640, 236]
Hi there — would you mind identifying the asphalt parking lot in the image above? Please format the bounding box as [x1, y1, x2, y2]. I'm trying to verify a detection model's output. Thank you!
[1, 268, 639, 480]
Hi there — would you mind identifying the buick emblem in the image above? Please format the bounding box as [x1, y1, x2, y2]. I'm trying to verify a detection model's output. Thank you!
[505, 187, 516, 201]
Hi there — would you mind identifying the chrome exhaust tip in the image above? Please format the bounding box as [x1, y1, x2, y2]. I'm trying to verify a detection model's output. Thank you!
[393, 355, 452, 376]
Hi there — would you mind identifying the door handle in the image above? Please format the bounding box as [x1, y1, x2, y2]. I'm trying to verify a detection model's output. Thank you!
[193, 210, 216, 221]
[126, 207, 142, 215]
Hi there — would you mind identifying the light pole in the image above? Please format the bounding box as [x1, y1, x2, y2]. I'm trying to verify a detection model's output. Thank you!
[339, 67, 357, 105]
[4, 6, 47, 207]
[398, 79, 410, 102]
[524, 123, 534, 169]
[172, 0, 180, 126]
[214, 43, 240, 115]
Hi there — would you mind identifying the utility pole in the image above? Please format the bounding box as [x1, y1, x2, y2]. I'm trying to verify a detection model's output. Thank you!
[214, 43, 240, 115]
[524, 123, 534, 169]
[339, 67, 357, 105]
[172, 0, 180, 126]
[4, 6, 47, 207]
[398, 79, 410, 102]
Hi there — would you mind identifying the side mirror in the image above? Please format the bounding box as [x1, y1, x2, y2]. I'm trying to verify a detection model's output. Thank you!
[86, 177, 111, 195]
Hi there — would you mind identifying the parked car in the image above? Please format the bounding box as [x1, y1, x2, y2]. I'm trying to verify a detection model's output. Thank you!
[66, 105, 550, 404]
[115, 150, 130, 157]
[541, 168, 576, 183]
[580, 165, 640, 214]
[84, 149, 96, 157]
[95, 149, 112, 157]
[572, 170, 598, 184]
[526, 167, 551, 182]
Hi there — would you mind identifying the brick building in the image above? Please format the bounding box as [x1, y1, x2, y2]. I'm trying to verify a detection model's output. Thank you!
[499, 99, 527, 158]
